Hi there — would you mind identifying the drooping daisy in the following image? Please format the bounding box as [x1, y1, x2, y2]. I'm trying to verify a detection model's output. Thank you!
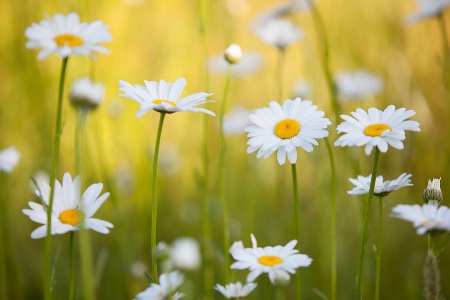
[230, 234, 312, 284]
[334, 105, 421, 155]
[253, 18, 303, 50]
[245, 98, 331, 165]
[348, 173, 413, 197]
[119, 78, 215, 117]
[69, 77, 104, 110]
[135, 271, 184, 300]
[0, 146, 20, 173]
[335, 69, 384, 100]
[214, 282, 257, 299]
[405, 0, 450, 24]
[208, 52, 263, 78]
[22, 172, 113, 239]
[25, 12, 111, 60]
[391, 204, 450, 235]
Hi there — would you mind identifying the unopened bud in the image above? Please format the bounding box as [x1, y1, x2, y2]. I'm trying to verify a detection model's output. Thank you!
[224, 44, 242, 64]
[422, 178, 443, 205]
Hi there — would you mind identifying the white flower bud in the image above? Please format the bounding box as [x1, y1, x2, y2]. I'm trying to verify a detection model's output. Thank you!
[224, 44, 242, 64]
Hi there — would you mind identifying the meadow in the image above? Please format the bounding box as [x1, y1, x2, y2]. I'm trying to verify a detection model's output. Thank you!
[1, 0, 450, 299]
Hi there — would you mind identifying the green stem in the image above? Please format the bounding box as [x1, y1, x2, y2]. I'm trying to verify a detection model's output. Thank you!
[276, 48, 286, 101]
[438, 14, 450, 94]
[44, 56, 69, 300]
[374, 196, 384, 300]
[325, 137, 337, 300]
[151, 112, 166, 283]
[291, 163, 301, 299]
[219, 64, 232, 281]
[356, 148, 381, 299]
[69, 232, 75, 300]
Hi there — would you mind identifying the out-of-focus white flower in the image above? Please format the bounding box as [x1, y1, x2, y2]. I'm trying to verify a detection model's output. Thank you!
[29, 171, 49, 192]
[135, 271, 184, 300]
[0, 146, 20, 173]
[253, 18, 303, 49]
[335, 70, 384, 100]
[229, 240, 244, 256]
[69, 77, 104, 110]
[170, 237, 201, 271]
[391, 204, 450, 234]
[252, 0, 312, 30]
[292, 79, 312, 99]
[130, 260, 148, 278]
[405, 0, 450, 24]
[215, 281, 257, 298]
[224, 44, 243, 64]
[208, 52, 263, 78]
[347, 173, 413, 197]
[223, 106, 254, 136]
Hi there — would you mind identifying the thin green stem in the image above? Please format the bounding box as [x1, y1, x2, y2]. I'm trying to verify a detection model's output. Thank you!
[438, 14, 450, 95]
[276, 48, 286, 101]
[374, 196, 385, 300]
[356, 148, 381, 299]
[325, 137, 337, 300]
[219, 64, 232, 282]
[44, 56, 69, 300]
[151, 112, 166, 283]
[69, 232, 75, 300]
[291, 163, 301, 299]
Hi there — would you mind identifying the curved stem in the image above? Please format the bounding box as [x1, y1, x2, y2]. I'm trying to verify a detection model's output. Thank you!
[44, 56, 69, 300]
[291, 163, 301, 299]
[356, 148, 381, 299]
[69, 232, 75, 300]
[374, 196, 384, 300]
[151, 112, 166, 283]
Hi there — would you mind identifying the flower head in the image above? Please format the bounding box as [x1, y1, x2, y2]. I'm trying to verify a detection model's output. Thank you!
[224, 44, 242, 64]
[334, 105, 420, 155]
[223, 106, 254, 136]
[253, 18, 303, 49]
[245, 98, 331, 165]
[405, 0, 450, 24]
[25, 12, 111, 59]
[208, 52, 263, 78]
[215, 282, 257, 299]
[22, 172, 113, 239]
[69, 77, 104, 110]
[335, 69, 384, 100]
[135, 271, 184, 300]
[348, 173, 413, 197]
[230, 234, 312, 284]
[422, 178, 443, 205]
[0, 146, 20, 173]
[391, 204, 450, 234]
[169, 237, 201, 271]
[119, 78, 215, 117]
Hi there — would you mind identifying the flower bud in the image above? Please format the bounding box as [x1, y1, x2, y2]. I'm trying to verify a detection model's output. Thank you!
[224, 44, 242, 64]
[69, 77, 104, 110]
[422, 178, 443, 205]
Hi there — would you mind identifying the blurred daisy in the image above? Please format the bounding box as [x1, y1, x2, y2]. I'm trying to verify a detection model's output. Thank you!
[229, 240, 244, 256]
[22, 172, 113, 239]
[119, 78, 214, 117]
[223, 106, 254, 136]
[135, 271, 184, 300]
[0, 146, 20, 173]
[348, 173, 413, 197]
[245, 98, 331, 165]
[69, 77, 104, 110]
[423, 178, 443, 205]
[208, 52, 263, 78]
[292, 79, 312, 99]
[335, 70, 384, 100]
[405, 0, 450, 24]
[253, 18, 303, 49]
[391, 204, 450, 234]
[230, 234, 312, 284]
[334, 105, 421, 155]
[215, 282, 257, 299]
[169, 237, 201, 271]
[25, 12, 111, 60]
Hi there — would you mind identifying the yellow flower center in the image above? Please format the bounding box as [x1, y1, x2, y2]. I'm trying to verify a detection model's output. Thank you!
[258, 255, 283, 267]
[274, 119, 301, 139]
[363, 123, 391, 137]
[153, 99, 177, 107]
[422, 220, 430, 227]
[59, 209, 84, 226]
[54, 34, 84, 47]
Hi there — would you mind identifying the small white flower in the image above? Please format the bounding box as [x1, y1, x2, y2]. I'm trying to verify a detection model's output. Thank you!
[230, 234, 312, 284]
[334, 105, 421, 155]
[69, 77, 104, 110]
[253, 18, 303, 49]
[223, 106, 254, 136]
[224, 44, 243, 64]
[22, 172, 113, 239]
[130, 260, 148, 278]
[135, 271, 184, 300]
[25, 12, 111, 59]
[0, 146, 20, 173]
[245, 98, 331, 165]
[215, 282, 257, 299]
[229, 240, 244, 255]
[335, 70, 384, 100]
[405, 0, 450, 24]
[208, 52, 263, 78]
[170, 237, 201, 271]
[391, 204, 450, 234]
[292, 79, 312, 99]
[348, 173, 413, 197]
[119, 78, 215, 117]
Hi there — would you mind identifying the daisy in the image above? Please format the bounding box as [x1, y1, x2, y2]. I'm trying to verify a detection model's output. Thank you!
[230, 234, 312, 284]
[253, 18, 303, 49]
[22, 172, 113, 239]
[405, 0, 450, 24]
[214, 282, 257, 299]
[118, 78, 215, 117]
[208, 52, 263, 78]
[69, 77, 104, 110]
[245, 98, 331, 165]
[335, 69, 384, 100]
[423, 178, 443, 205]
[348, 173, 413, 197]
[391, 204, 450, 234]
[0, 146, 20, 173]
[334, 105, 421, 155]
[25, 12, 111, 60]
[223, 106, 253, 136]
[135, 271, 184, 300]
[169, 237, 201, 271]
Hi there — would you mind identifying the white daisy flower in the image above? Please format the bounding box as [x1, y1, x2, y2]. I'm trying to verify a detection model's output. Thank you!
[25, 12, 111, 60]
[245, 98, 331, 165]
[223, 106, 254, 136]
[334, 105, 421, 155]
[0, 146, 20, 173]
[69, 77, 104, 110]
[391, 204, 450, 235]
[335, 69, 384, 100]
[230, 234, 312, 284]
[292, 79, 312, 99]
[169, 237, 201, 271]
[253, 18, 303, 49]
[118, 78, 215, 117]
[135, 271, 184, 300]
[348, 173, 413, 197]
[208, 52, 263, 78]
[214, 281, 257, 299]
[22, 172, 113, 239]
[405, 0, 450, 24]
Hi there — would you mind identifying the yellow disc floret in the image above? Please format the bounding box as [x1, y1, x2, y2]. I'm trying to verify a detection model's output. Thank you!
[258, 255, 283, 267]
[54, 34, 84, 47]
[363, 123, 391, 137]
[274, 119, 301, 139]
[153, 99, 177, 107]
[59, 209, 84, 226]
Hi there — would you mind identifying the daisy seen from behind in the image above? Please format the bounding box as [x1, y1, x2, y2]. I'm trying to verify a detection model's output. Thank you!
[119, 78, 215, 117]
[135, 271, 184, 300]
[334, 105, 420, 155]
[245, 98, 331, 165]
[214, 282, 257, 299]
[25, 12, 112, 60]
[230, 234, 312, 284]
[22, 172, 113, 239]
[348, 173, 413, 197]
